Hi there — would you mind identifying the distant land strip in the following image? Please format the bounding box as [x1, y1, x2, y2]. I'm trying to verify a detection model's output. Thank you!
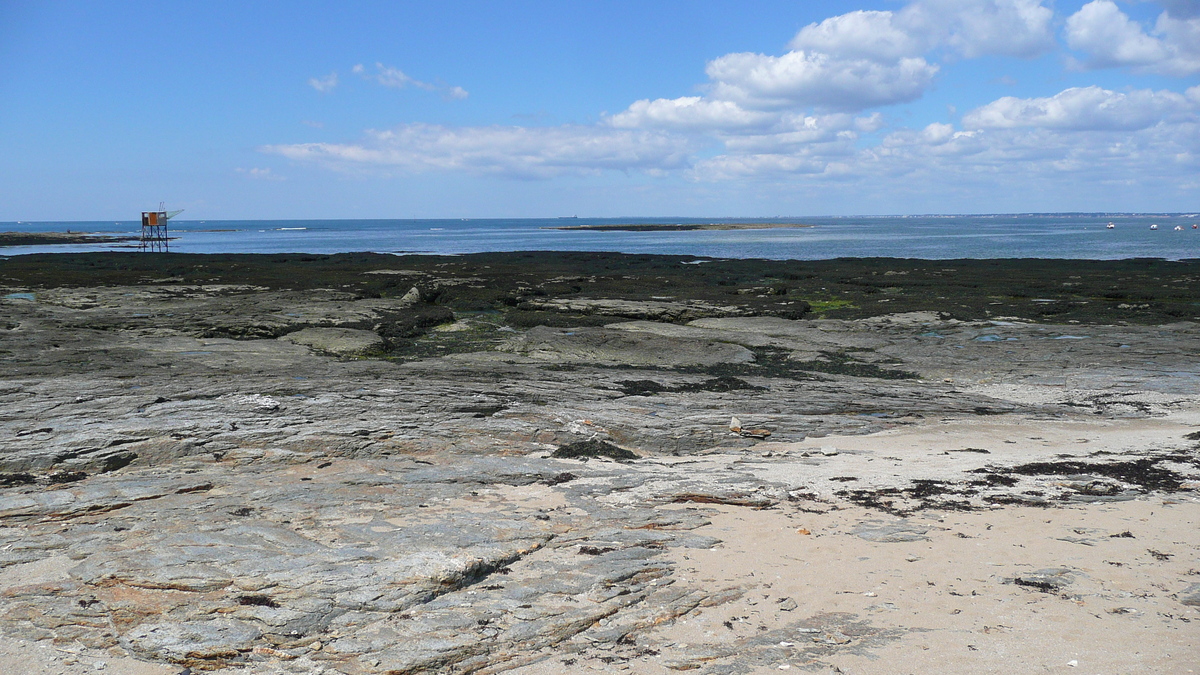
[0, 231, 139, 246]
[544, 222, 816, 232]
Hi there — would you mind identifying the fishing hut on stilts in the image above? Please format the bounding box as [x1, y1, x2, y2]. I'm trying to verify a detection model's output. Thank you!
[140, 202, 182, 252]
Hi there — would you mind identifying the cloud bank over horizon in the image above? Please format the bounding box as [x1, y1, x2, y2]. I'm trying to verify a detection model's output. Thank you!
[11, 1, 1197, 219]
[265, 0, 1199, 210]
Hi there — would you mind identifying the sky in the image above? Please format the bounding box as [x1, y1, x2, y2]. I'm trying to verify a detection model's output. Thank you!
[1, 0, 1198, 220]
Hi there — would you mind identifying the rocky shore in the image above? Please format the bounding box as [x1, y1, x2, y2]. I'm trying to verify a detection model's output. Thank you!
[0, 232, 140, 247]
[1, 252, 1197, 674]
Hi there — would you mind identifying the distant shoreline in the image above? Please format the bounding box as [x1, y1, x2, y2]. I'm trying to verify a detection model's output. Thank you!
[543, 222, 816, 232]
[0, 231, 139, 246]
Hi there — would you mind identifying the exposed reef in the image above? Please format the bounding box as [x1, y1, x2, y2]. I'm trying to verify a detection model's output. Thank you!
[0, 252, 1197, 674]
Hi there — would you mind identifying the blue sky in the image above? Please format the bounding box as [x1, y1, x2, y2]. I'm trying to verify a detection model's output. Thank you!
[1, 0, 1198, 220]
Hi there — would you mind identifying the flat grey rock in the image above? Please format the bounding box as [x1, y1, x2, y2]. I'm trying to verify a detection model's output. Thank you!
[1009, 568, 1076, 592]
[1, 281, 1198, 674]
[122, 619, 262, 661]
[279, 327, 385, 356]
[852, 520, 930, 543]
[498, 325, 755, 366]
[1179, 582, 1200, 606]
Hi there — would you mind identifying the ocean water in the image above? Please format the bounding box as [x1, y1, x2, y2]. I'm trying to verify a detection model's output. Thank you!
[2, 214, 1198, 260]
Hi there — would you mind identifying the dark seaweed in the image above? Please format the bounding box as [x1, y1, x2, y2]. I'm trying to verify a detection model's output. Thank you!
[616, 376, 765, 396]
[4, 252, 1196, 325]
[544, 472, 578, 486]
[551, 440, 638, 461]
[0, 473, 36, 487]
[236, 595, 279, 608]
[1002, 458, 1183, 491]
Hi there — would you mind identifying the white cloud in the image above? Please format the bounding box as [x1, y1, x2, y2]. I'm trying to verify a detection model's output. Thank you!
[901, 0, 1055, 59]
[1066, 1, 1170, 67]
[607, 97, 776, 130]
[1065, 0, 1200, 75]
[963, 86, 1195, 130]
[354, 63, 470, 100]
[272, 2, 1198, 205]
[716, 113, 865, 152]
[308, 72, 338, 93]
[867, 112, 1200, 181]
[609, 0, 1052, 119]
[262, 124, 692, 178]
[705, 50, 939, 112]
[789, 10, 925, 61]
[788, 1, 1054, 62]
[691, 153, 832, 180]
[373, 63, 436, 91]
[686, 84, 1199, 186]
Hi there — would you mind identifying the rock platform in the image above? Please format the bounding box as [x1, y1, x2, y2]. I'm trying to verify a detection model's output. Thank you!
[1, 253, 1198, 673]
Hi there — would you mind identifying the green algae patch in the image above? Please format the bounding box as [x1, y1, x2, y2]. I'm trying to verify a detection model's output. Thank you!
[805, 298, 859, 316]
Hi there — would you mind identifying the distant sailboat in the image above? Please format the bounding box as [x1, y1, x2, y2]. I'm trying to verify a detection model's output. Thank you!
[1106, 222, 1115, 229]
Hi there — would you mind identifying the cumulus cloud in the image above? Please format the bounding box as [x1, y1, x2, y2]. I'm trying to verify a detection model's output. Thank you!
[900, 0, 1055, 59]
[273, 1, 1197, 201]
[705, 50, 939, 112]
[308, 72, 338, 93]
[716, 113, 871, 153]
[605, 0, 1051, 121]
[1065, 0, 1200, 75]
[686, 84, 1199, 184]
[789, 10, 926, 61]
[788, 1, 1054, 61]
[963, 86, 1194, 130]
[607, 97, 777, 130]
[866, 110, 1199, 182]
[262, 124, 692, 178]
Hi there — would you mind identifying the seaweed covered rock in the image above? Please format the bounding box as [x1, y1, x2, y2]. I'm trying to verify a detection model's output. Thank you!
[551, 440, 639, 461]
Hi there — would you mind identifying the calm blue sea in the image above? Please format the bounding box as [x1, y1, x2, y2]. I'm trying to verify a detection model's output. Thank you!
[2, 214, 1198, 260]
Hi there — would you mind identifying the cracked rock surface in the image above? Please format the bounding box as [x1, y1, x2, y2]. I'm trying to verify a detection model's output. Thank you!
[1, 269, 1199, 674]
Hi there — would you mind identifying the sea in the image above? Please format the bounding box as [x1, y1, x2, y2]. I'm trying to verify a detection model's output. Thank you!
[2, 214, 1198, 261]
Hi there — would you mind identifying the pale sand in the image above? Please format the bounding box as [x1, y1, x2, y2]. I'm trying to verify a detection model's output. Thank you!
[511, 412, 1200, 674]
[511, 498, 1199, 674]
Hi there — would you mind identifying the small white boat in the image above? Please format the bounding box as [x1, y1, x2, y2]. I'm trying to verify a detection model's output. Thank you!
[1150, 224, 1159, 230]
[1175, 225, 1184, 231]
[1106, 222, 1115, 229]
